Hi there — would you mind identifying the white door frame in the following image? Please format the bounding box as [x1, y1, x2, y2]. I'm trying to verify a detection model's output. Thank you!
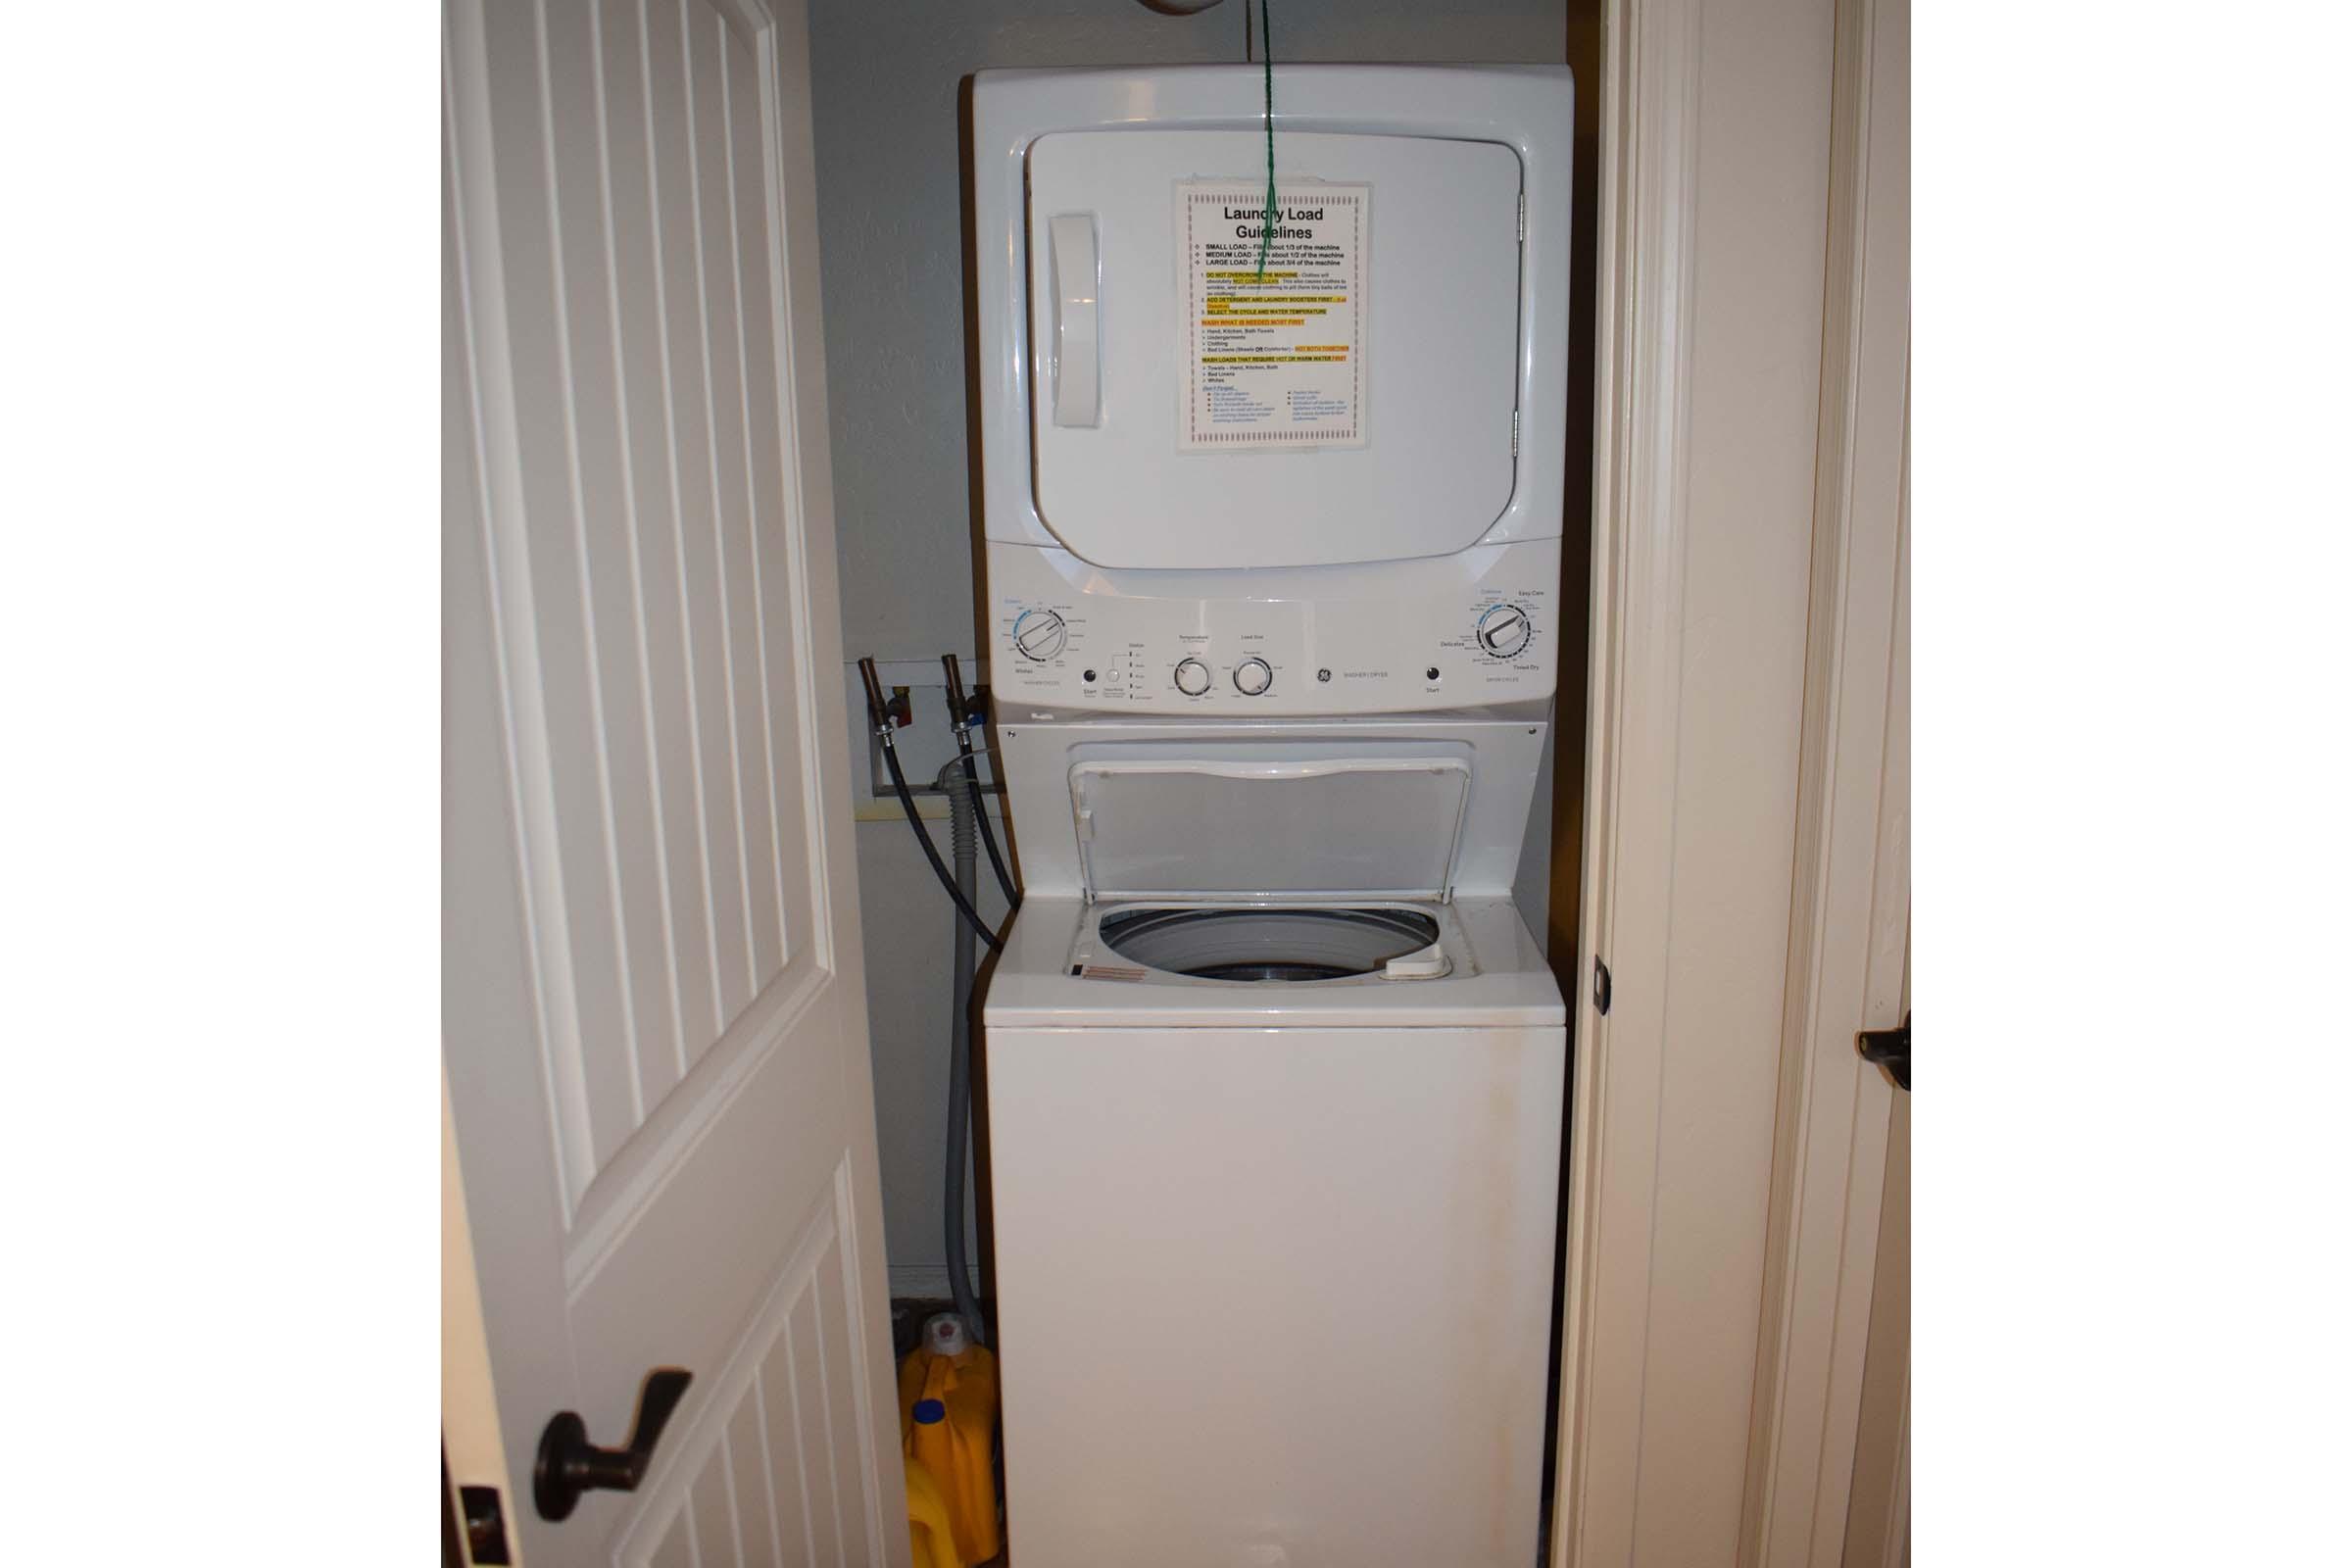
[1841, 1091, 1912, 1568]
[1550, 0, 1711, 1549]
[1555, 0, 1909, 1561]
[1739, 0, 1909, 1556]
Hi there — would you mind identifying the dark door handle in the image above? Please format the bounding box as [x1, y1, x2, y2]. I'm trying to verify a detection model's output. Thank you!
[533, 1368, 694, 1522]
[1857, 1011, 1910, 1092]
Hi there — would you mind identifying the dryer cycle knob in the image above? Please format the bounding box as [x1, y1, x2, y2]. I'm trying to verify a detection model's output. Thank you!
[1476, 603, 1535, 660]
[1012, 609, 1067, 662]
[1232, 657, 1273, 696]
[1172, 657, 1212, 696]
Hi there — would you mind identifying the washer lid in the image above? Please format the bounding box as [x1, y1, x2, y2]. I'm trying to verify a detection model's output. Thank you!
[1068, 758, 1471, 900]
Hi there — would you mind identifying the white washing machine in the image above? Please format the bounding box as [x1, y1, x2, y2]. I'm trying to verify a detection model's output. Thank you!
[973, 65, 1574, 1567]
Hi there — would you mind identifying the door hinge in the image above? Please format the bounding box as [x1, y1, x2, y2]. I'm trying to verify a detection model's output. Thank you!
[1510, 409, 1520, 457]
[1592, 958, 1611, 1016]
[1517, 192, 1527, 242]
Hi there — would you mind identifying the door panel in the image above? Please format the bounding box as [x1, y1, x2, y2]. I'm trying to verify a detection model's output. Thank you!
[514, 0, 814, 1204]
[444, 0, 902, 1560]
[612, 1171, 878, 1565]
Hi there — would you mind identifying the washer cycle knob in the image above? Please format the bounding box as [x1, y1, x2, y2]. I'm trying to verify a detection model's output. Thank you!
[1232, 657, 1273, 696]
[1476, 603, 1535, 660]
[1011, 609, 1067, 662]
[1172, 657, 1212, 696]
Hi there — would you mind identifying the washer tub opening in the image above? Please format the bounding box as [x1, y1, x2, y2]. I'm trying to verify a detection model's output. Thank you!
[1097, 906, 1443, 983]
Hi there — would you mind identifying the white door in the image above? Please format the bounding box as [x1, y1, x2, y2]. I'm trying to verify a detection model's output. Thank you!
[442, 0, 903, 1561]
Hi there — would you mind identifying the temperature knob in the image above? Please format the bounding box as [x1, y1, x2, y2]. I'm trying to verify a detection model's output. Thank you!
[1232, 657, 1273, 696]
[1011, 609, 1067, 662]
[1476, 603, 1534, 660]
[1173, 657, 1212, 696]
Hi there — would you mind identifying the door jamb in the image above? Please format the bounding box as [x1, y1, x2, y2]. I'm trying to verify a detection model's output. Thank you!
[442, 1063, 514, 1562]
[1550, 0, 1706, 1560]
[1737, 0, 1910, 1556]
[1552, 1, 1909, 1563]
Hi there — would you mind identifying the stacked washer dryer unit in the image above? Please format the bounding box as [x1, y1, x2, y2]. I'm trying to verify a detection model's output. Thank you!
[974, 66, 1573, 1567]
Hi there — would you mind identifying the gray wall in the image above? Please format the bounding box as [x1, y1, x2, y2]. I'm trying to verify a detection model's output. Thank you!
[807, 0, 1571, 1288]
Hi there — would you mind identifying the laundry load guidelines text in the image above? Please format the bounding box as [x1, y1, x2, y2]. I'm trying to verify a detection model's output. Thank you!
[1223, 204, 1333, 240]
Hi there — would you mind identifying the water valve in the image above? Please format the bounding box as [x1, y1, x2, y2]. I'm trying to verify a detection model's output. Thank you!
[856, 657, 914, 735]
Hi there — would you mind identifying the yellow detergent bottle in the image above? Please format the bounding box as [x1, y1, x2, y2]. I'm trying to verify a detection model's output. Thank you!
[903, 1453, 963, 1568]
[898, 1314, 1000, 1565]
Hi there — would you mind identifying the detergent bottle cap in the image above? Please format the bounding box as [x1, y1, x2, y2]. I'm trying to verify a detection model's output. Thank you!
[912, 1398, 947, 1425]
[924, 1313, 970, 1357]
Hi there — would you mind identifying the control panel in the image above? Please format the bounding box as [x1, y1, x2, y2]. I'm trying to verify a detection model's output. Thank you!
[989, 539, 1561, 715]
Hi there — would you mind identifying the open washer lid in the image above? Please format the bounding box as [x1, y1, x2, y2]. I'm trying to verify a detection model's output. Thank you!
[1068, 757, 1472, 902]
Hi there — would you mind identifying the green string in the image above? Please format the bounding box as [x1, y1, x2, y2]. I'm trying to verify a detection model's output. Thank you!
[1254, 0, 1274, 281]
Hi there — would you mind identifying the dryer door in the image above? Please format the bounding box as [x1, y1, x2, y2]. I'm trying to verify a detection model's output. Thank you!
[1027, 128, 1524, 570]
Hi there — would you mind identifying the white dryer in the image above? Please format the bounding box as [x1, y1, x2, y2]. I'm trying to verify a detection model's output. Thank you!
[972, 65, 1574, 1567]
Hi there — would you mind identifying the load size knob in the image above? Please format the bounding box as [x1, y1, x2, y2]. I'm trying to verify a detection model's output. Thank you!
[1476, 603, 1535, 660]
[1232, 658, 1273, 696]
[1012, 609, 1067, 662]
[1172, 657, 1212, 696]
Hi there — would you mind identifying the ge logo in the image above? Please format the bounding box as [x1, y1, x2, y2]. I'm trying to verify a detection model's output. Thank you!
[1316, 668, 1332, 683]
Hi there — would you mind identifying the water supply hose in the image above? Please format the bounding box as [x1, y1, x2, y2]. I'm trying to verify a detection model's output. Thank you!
[938, 753, 990, 1345]
[860, 658, 1003, 955]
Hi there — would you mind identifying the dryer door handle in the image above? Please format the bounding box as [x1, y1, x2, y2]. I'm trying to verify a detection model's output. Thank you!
[1049, 213, 1102, 427]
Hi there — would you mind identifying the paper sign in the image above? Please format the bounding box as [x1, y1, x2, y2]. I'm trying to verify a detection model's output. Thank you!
[1177, 180, 1369, 450]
